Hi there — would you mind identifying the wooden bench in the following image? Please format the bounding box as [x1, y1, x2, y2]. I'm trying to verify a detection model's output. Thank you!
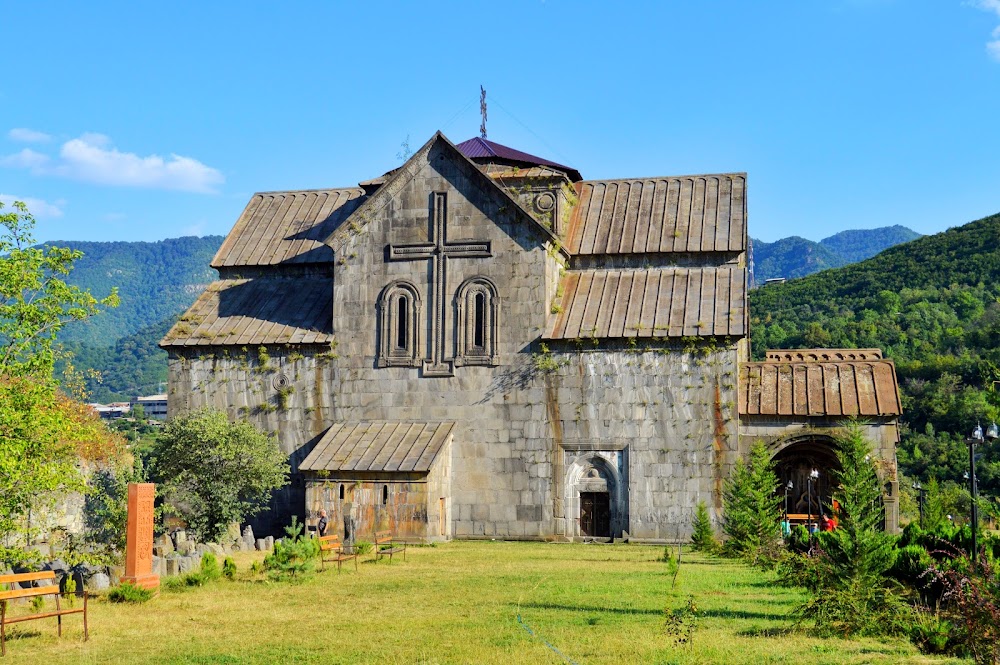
[318, 535, 358, 573]
[1, 571, 88, 656]
[374, 531, 406, 563]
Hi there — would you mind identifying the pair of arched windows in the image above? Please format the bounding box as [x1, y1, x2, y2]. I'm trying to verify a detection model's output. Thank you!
[376, 277, 499, 369]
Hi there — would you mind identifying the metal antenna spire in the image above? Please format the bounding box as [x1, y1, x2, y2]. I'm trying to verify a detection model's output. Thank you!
[480, 85, 488, 139]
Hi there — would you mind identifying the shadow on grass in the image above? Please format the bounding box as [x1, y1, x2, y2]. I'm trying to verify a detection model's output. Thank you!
[518, 602, 661, 616]
[737, 625, 798, 638]
[700, 608, 793, 621]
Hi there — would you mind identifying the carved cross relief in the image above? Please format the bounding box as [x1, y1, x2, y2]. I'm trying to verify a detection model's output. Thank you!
[386, 192, 492, 377]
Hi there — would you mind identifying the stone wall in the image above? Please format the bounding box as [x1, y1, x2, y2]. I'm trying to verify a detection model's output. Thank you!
[166, 142, 747, 541]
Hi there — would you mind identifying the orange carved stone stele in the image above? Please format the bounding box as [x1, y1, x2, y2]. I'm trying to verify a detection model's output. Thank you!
[122, 483, 160, 591]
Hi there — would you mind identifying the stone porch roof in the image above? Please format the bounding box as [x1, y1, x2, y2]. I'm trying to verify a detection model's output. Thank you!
[300, 422, 454, 473]
[739, 357, 902, 417]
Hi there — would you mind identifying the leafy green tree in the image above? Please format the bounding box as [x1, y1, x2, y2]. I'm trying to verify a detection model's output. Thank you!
[0, 201, 121, 564]
[0, 201, 118, 377]
[722, 440, 782, 563]
[800, 422, 908, 636]
[153, 408, 288, 542]
[691, 500, 717, 552]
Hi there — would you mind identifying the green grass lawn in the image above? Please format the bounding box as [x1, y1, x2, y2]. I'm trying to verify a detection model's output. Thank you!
[2, 542, 964, 664]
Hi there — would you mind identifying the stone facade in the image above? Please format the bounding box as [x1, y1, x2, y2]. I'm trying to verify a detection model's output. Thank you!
[163, 131, 900, 542]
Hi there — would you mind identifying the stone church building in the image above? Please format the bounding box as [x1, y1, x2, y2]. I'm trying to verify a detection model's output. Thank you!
[162, 132, 901, 541]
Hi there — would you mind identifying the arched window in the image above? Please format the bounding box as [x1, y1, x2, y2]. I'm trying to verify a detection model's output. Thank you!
[377, 281, 421, 368]
[339, 484, 345, 501]
[382, 484, 389, 505]
[455, 277, 499, 366]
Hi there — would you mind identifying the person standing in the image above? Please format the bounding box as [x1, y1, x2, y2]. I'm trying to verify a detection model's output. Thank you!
[317, 510, 329, 537]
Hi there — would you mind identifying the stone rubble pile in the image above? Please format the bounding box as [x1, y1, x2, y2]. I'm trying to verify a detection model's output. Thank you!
[3, 525, 275, 588]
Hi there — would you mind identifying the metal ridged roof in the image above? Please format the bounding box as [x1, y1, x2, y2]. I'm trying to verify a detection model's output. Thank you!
[299, 422, 454, 473]
[160, 278, 333, 347]
[544, 267, 747, 340]
[739, 360, 902, 417]
[455, 137, 581, 181]
[764, 349, 884, 362]
[566, 174, 747, 255]
[212, 188, 365, 268]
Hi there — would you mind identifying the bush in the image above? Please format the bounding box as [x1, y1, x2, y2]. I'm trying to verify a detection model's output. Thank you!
[353, 540, 373, 556]
[200, 553, 221, 581]
[108, 581, 154, 604]
[223, 556, 237, 580]
[910, 613, 955, 655]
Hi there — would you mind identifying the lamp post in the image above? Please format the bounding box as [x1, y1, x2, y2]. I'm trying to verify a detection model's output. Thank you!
[807, 469, 819, 541]
[966, 421, 999, 567]
[912, 482, 927, 528]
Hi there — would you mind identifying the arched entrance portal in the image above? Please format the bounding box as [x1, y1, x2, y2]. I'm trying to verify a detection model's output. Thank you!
[566, 453, 625, 540]
[771, 438, 840, 521]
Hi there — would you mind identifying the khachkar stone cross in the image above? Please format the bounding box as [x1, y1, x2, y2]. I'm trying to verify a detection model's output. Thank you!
[122, 482, 160, 590]
[387, 192, 491, 377]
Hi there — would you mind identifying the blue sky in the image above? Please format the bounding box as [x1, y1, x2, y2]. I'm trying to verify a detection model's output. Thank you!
[2, 1, 999, 244]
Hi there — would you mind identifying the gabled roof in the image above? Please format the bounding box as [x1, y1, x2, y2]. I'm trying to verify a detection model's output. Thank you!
[325, 132, 568, 258]
[456, 137, 581, 182]
[160, 277, 333, 347]
[566, 174, 747, 255]
[544, 266, 747, 340]
[739, 359, 902, 417]
[299, 422, 454, 473]
[212, 188, 365, 268]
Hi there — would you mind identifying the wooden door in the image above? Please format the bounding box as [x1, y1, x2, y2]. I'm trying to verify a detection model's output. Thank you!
[580, 492, 611, 537]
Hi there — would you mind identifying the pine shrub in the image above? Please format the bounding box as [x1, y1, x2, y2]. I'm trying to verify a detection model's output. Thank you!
[690, 500, 718, 553]
[108, 581, 154, 603]
[223, 556, 237, 580]
[798, 422, 910, 636]
[721, 440, 782, 565]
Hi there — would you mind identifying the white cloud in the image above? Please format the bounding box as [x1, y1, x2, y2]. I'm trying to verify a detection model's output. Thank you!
[0, 194, 64, 218]
[8, 128, 52, 143]
[970, 0, 1000, 61]
[0, 148, 50, 170]
[989, 25, 1000, 61]
[0, 133, 224, 193]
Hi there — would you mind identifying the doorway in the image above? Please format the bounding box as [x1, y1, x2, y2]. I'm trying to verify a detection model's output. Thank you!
[580, 492, 610, 537]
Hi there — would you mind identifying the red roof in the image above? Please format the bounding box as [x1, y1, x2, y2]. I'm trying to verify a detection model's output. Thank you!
[456, 137, 581, 181]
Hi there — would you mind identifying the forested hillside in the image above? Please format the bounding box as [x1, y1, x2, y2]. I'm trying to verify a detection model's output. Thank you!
[63, 319, 174, 403]
[751, 225, 921, 282]
[819, 224, 921, 263]
[53, 236, 224, 346]
[750, 212, 1000, 501]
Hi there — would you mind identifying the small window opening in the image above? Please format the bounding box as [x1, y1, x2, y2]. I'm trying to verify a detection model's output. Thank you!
[396, 295, 408, 349]
[473, 292, 486, 348]
[382, 484, 389, 505]
[339, 483, 345, 500]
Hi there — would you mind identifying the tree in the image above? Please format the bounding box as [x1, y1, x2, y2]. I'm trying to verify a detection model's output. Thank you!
[691, 500, 718, 553]
[0, 201, 122, 565]
[722, 440, 782, 563]
[0, 201, 118, 377]
[800, 422, 908, 636]
[153, 408, 288, 542]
